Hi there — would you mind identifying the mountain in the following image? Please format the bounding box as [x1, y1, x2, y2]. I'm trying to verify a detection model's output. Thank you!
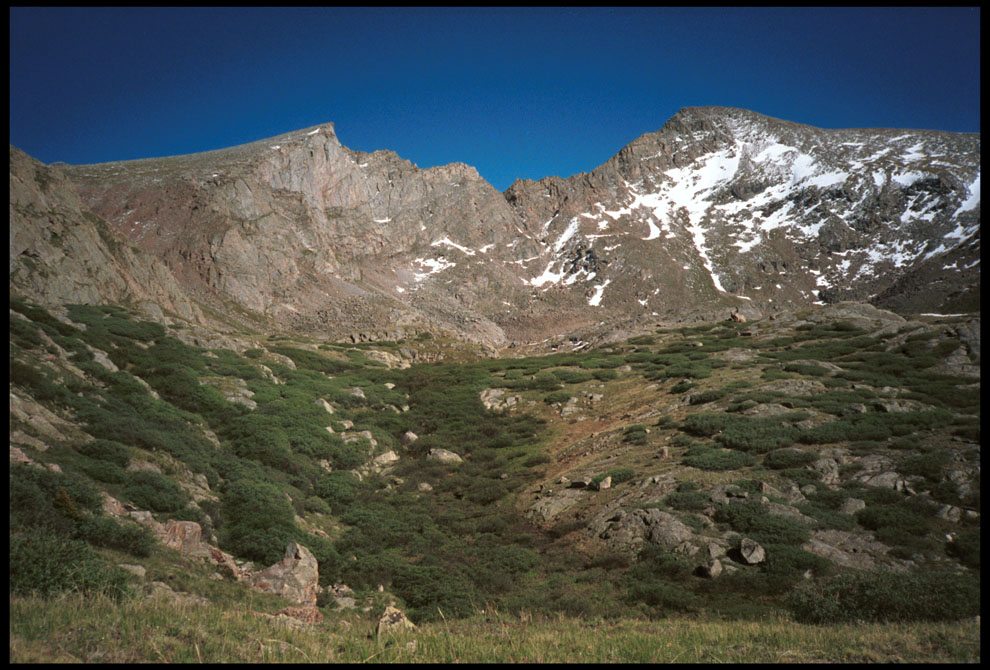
[9, 107, 980, 349]
[8, 108, 982, 660]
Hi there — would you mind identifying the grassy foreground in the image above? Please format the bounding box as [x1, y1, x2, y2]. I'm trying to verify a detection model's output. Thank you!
[9, 593, 980, 663]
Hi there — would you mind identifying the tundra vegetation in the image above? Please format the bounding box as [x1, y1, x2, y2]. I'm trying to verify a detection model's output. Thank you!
[9, 297, 980, 662]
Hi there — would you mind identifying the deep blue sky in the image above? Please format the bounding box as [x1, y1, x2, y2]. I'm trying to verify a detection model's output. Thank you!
[9, 7, 981, 191]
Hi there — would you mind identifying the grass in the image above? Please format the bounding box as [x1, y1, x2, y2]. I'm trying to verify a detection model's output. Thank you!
[8, 593, 980, 663]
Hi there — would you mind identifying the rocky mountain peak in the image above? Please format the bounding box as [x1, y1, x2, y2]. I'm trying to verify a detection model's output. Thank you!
[9, 107, 980, 348]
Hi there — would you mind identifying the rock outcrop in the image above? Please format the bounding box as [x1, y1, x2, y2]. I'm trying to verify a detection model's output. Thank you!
[250, 541, 320, 606]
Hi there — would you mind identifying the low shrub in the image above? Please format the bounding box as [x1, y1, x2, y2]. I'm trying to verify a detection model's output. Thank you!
[665, 490, 710, 512]
[219, 478, 298, 566]
[715, 502, 811, 545]
[543, 391, 573, 405]
[787, 569, 980, 623]
[762, 543, 833, 577]
[623, 424, 648, 445]
[122, 470, 189, 514]
[75, 514, 156, 557]
[682, 447, 754, 471]
[78, 458, 128, 484]
[688, 389, 728, 405]
[779, 467, 822, 488]
[764, 448, 817, 470]
[945, 528, 980, 568]
[593, 468, 636, 487]
[75, 439, 132, 468]
[9, 530, 131, 601]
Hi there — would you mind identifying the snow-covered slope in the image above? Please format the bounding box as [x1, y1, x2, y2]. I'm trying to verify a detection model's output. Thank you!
[505, 107, 980, 323]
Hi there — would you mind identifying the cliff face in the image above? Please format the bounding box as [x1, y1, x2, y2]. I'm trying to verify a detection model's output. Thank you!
[10, 108, 980, 346]
[9, 146, 203, 324]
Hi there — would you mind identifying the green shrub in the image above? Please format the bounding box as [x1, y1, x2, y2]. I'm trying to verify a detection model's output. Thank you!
[544, 391, 573, 405]
[552, 369, 594, 384]
[665, 490, 710, 512]
[623, 424, 648, 445]
[314, 471, 361, 512]
[225, 414, 294, 468]
[795, 502, 856, 531]
[897, 450, 952, 482]
[855, 504, 931, 550]
[682, 447, 754, 471]
[75, 439, 132, 468]
[78, 458, 128, 484]
[10, 317, 44, 348]
[681, 412, 735, 437]
[715, 502, 811, 545]
[779, 467, 822, 488]
[9, 531, 131, 601]
[593, 468, 636, 487]
[75, 514, 156, 557]
[717, 420, 798, 453]
[670, 380, 698, 394]
[305, 495, 332, 515]
[762, 543, 833, 577]
[219, 478, 297, 566]
[593, 369, 618, 381]
[787, 569, 980, 623]
[689, 388, 728, 405]
[946, 528, 980, 568]
[122, 470, 189, 514]
[764, 448, 817, 470]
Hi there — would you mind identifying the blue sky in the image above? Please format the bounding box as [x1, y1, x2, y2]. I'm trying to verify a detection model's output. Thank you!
[9, 7, 981, 191]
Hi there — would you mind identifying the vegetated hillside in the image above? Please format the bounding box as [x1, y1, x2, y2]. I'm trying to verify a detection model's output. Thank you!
[9, 294, 980, 658]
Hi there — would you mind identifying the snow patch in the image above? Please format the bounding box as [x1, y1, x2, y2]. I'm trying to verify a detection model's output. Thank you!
[588, 279, 611, 307]
[432, 237, 476, 255]
[412, 257, 456, 281]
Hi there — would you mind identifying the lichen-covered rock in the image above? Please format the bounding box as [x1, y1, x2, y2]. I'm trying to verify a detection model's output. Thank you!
[250, 542, 320, 606]
[426, 448, 462, 465]
[738, 537, 766, 565]
[377, 604, 416, 637]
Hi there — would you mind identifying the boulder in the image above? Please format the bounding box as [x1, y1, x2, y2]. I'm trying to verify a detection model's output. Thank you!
[426, 448, 463, 465]
[480, 388, 520, 411]
[596, 475, 612, 491]
[250, 542, 320, 606]
[400, 430, 419, 446]
[317, 398, 335, 414]
[117, 563, 146, 578]
[838, 498, 866, 515]
[810, 458, 840, 487]
[698, 558, 723, 578]
[936, 504, 962, 523]
[738, 537, 766, 565]
[162, 520, 210, 557]
[342, 430, 377, 448]
[377, 604, 416, 638]
[372, 450, 400, 468]
[528, 488, 585, 523]
[801, 529, 891, 570]
[277, 605, 323, 624]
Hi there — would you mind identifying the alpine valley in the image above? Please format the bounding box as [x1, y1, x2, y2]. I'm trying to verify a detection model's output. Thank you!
[9, 107, 981, 663]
